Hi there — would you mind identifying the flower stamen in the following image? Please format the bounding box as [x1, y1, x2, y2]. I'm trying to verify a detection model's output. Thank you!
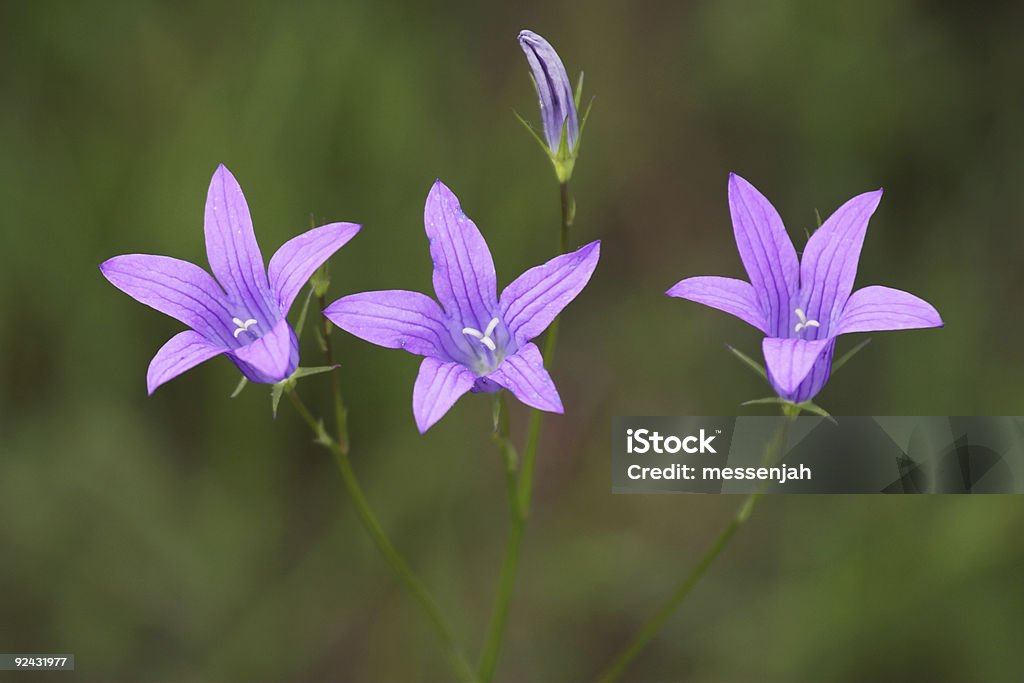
[232, 317, 258, 338]
[793, 308, 820, 333]
[462, 317, 500, 352]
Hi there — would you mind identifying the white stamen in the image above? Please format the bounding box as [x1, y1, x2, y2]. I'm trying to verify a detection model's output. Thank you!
[793, 308, 820, 333]
[233, 317, 258, 338]
[462, 317, 500, 352]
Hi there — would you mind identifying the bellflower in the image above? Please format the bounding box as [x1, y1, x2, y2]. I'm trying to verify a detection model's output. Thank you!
[100, 164, 360, 393]
[518, 29, 586, 182]
[324, 180, 600, 432]
[668, 173, 943, 403]
[519, 30, 579, 155]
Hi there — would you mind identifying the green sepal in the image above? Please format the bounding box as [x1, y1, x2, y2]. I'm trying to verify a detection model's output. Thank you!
[726, 344, 768, 381]
[574, 71, 585, 109]
[741, 397, 836, 423]
[270, 365, 340, 418]
[553, 118, 575, 183]
[294, 286, 316, 339]
[230, 376, 248, 398]
[831, 337, 872, 374]
[514, 109, 553, 157]
[290, 365, 340, 380]
[270, 382, 286, 419]
[574, 96, 594, 148]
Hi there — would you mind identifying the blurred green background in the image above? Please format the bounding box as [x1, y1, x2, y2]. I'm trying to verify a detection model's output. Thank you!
[3, 1, 1024, 681]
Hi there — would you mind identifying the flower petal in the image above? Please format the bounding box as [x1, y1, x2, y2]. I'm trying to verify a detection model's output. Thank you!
[762, 337, 834, 398]
[323, 290, 449, 358]
[518, 30, 579, 152]
[666, 276, 767, 333]
[785, 339, 836, 404]
[227, 317, 299, 384]
[835, 285, 943, 335]
[798, 189, 883, 334]
[204, 165, 275, 321]
[424, 180, 498, 330]
[499, 240, 600, 344]
[412, 356, 477, 433]
[728, 173, 799, 337]
[147, 330, 226, 395]
[487, 342, 563, 413]
[99, 254, 235, 346]
[268, 222, 361, 314]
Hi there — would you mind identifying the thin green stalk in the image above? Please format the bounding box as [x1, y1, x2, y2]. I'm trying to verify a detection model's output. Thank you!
[478, 182, 574, 682]
[596, 412, 795, 683]
[558, 181, 571, 254]
[289, 329, 478, 681]
[318, 293, 348, 454]
[478, 396, 526, 682]
[518, 181, 571, 517]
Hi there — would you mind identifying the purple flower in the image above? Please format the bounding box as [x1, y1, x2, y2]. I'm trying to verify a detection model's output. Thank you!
[518, 30, 579, 155]
[668, 173, 943, 403]
[324, 180, 600, 433]
[100, 164, 360, 394]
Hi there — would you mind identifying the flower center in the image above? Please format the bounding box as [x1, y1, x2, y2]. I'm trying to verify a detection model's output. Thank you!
[462, 317, 500, 352]
[232, 317, 258, 339]
[793, 308, 820, 334]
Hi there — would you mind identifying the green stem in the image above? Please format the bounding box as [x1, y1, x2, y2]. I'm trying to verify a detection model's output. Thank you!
[596, 414, 795, 683]
[477, 182, 574, 682]
[318, 293, 349, 453]
[478, 396, 526, 682]
[519, 181, 571, 518]
[288, 376, 475, 679]
[558, 181, 571, 254]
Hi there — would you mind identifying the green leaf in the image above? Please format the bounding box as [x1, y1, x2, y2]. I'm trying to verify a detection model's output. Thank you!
[832, 337, 872, 374]
[574, 71, 585, 109]
[491, 393, 509, 435]
[313, 419, 333, 447]
[230, 376, 248, 398]
[726, 344, 768, 381]
[310, 262, 331, 298]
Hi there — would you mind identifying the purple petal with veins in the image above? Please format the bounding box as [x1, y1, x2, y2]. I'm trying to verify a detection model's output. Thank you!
[100, 164, 359, 391]
[324, 180, 600, 431]
[669, 173, 942, 403]
[518, 30, 579, 153]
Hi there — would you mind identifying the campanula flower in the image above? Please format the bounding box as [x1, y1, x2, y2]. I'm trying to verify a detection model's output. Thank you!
[668, 173, 943, 403]
[519, 30, 579, 155]
[324, 180, 600, 432]
[518, 30, 588, 182]
[100, 164, 360, 393]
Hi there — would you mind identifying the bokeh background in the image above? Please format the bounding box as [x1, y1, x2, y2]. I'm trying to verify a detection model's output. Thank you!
[3, 1, 1024, 681]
